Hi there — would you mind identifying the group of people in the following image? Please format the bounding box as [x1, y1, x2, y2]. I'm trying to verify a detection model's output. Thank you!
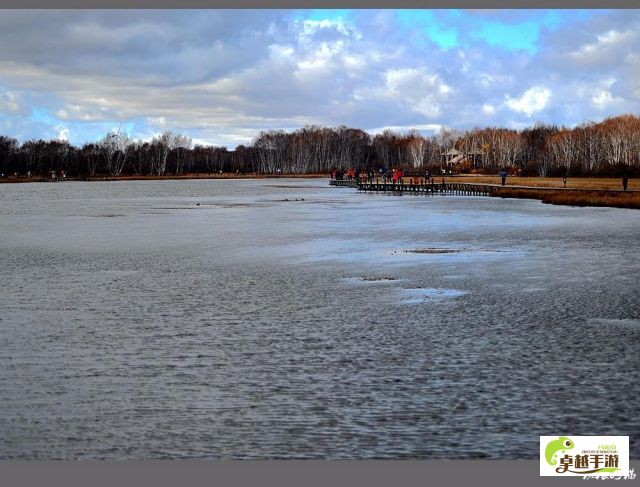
[331, 167, 407, 183]
[330, 168, 366, 181]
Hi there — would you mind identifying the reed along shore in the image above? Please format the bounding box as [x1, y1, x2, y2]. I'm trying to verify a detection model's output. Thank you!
[491, 187, 640, 209]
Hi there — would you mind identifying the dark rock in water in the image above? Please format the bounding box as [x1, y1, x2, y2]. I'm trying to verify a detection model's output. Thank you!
[405, 248, 465, 254]
[403, 247, 513, 254]
[342, 276, 401, 285]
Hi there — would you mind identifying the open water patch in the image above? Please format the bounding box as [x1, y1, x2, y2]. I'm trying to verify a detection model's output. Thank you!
[588, 318, 640, 329]
[392, 287, 467, 304]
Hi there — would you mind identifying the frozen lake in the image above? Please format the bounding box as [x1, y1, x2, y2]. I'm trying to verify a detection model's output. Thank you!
[0, 178, 638, 459]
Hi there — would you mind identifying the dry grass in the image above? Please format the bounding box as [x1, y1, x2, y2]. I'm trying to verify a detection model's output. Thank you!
[492, 187, 640, 209]
[438, 174, 639, 191]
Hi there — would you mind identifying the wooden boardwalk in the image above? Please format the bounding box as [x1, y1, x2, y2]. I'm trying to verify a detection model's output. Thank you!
[330, 178, 497, 195]
[358, 181, 495, 196]
[329, 178, 637, 196]
[329, 179, 359, 188]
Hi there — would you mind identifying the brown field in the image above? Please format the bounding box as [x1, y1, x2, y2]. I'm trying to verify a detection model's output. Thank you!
[439, 174, 639, 191]
[491, 187, 640, 209]
[391, 174, 639, 208]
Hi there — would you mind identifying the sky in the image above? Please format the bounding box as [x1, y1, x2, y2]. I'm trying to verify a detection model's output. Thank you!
[0, 9, 639, 148]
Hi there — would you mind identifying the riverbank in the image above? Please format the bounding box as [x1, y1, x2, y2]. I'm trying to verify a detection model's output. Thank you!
[439, 174, 639, 191]
[443, 175, 639, 208]
[4, 172, 639, 209]
[491, 187, 640, 209]
[350, 176, 640, 209]
[420, 175, 639, 208]
[2, 173, 636, 189]
[0, 173, 328, 184]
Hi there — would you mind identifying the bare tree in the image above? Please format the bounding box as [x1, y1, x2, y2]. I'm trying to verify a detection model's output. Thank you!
[406, 130, 427, 168]
[98, 131, 132, 176]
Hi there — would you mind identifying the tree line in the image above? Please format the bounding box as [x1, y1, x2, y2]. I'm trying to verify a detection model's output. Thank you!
[1, 114, 639, 179]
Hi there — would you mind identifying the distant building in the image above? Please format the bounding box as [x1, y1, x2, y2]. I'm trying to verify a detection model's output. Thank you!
[441, 148, 483, 168]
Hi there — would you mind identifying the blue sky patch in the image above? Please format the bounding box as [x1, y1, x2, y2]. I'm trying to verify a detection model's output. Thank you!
[470, 19, 540, 53]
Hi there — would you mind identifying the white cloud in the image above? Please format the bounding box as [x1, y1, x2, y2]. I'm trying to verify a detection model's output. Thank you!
[505, 86, 551, 115]
[381, 67, 450, 118]
[0, 90, 25, 115]
[300, 18, 359, 40]
[370, 123, 443, 135]
[55, 104, 112, 122]
[571, 29, 637, 58]
[56, 126, 69, 141]
[482, 104, 496, 115]
[592, 90, 613, 107]
[294, 41, 345, 80]
[268, 44, 295, 62]
[147, 116, 167, 128]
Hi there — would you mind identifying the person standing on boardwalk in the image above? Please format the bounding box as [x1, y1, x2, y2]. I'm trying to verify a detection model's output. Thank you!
[500, 170, 507, 186]
[623, 174, 629, 191]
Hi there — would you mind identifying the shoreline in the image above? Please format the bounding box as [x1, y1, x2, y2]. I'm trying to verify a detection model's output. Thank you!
[1, 173, 636, 189]
[346, 175, 639, 209]
[439, 174, 638, 191]
[0, 173, 328, 184]
[490, 187, 640, 209]
[3, 172, 638, 209]
[443, 176, 639, 209]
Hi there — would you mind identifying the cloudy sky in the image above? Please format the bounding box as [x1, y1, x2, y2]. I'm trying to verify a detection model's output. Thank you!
[0, 9, 639, 147]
